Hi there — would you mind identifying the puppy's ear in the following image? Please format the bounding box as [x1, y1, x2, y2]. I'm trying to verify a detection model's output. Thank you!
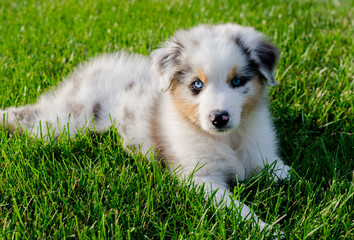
[151, 37, 184, 92]
[252, 40, 279, 86]
[233, 32, 279, 86]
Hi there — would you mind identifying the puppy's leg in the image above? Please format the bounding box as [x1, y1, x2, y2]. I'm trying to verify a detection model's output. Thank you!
[242, 110, 290, 181]
[191, 175, 267, 231]
[0, 78, 110, 138]
[243, 145, 290, 181]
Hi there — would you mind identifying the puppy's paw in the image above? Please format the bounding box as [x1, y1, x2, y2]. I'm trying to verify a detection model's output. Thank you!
[274, 164, 291, 181]
[259, 222, 285, 239]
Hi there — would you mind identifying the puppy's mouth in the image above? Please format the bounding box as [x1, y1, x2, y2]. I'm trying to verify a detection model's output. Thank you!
[206, 124, 235, 135]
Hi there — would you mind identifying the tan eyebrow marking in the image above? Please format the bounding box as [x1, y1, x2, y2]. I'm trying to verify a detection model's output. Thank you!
[227, 66, 238, 83]
[197, 69, 208, 83]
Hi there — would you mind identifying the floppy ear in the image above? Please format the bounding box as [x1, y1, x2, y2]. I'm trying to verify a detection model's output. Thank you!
[252, 40, 279, 86]
[232, 32, 279, 86]
[151, 37, 185, 92]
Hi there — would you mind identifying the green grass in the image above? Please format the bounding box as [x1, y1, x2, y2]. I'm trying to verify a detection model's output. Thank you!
[0, 0, 353, 239]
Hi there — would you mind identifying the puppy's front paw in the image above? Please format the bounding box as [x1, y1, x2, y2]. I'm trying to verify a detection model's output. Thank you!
[274, 164, 291, 181]
[258, 221, 285, 239]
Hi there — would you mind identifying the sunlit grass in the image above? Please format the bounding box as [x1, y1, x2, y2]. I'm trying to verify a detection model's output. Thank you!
[0, 0, 353, 239]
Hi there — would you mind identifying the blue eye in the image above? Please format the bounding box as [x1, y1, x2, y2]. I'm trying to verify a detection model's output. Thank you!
[231, 78, 241, 86]
[192, 80, 203, 90]
[230, 76, 247, 88]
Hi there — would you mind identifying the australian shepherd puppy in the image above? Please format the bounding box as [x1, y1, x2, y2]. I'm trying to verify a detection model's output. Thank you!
[1, 24, 290, 231]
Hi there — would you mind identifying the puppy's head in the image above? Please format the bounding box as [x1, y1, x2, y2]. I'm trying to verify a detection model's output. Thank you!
[151, 24, 279, 135]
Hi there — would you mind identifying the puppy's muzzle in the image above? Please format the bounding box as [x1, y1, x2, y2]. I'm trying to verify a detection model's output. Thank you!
[210, 110, 229, 128]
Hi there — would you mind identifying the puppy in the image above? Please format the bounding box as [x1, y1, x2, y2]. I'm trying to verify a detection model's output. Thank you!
[0, 24, 290, 231]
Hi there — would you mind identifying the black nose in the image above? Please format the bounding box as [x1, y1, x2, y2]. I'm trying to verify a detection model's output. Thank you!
[210, 110, 229, 128]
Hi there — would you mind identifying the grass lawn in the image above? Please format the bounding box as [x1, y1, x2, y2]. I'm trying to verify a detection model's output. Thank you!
[0, 0, 353, 239]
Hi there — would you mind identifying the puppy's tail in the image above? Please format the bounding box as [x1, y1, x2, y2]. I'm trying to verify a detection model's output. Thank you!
[0, 103, 93, 139]
[0, 86, 109, 139]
